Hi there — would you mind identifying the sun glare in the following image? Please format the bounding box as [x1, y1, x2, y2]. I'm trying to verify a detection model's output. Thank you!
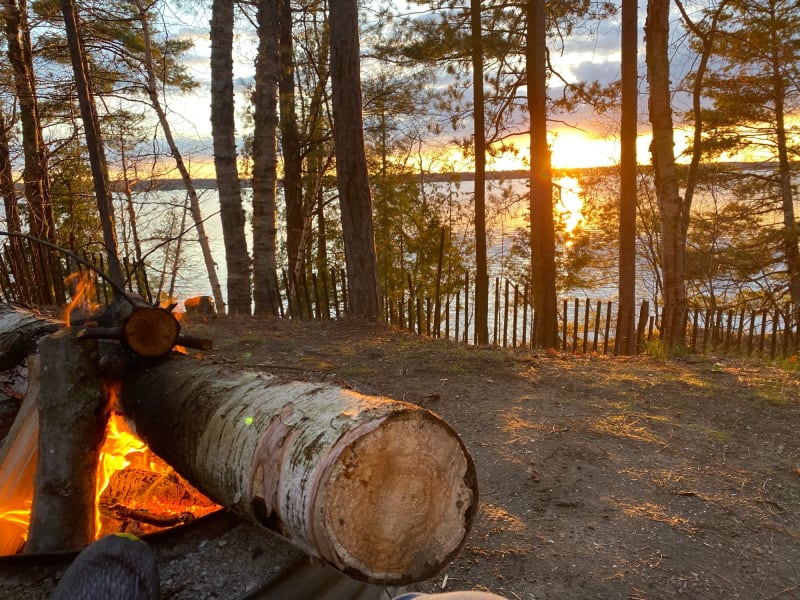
[555, 176, 584, 239]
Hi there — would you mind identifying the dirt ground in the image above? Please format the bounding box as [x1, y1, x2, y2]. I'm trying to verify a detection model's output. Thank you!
[182, 315, 800, 600]
[3, 313, 800, 599]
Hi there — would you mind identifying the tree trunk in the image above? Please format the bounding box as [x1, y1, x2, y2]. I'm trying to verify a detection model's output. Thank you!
[646, 0, 687, 351]
[471, 0, 489, 346]
[26, 329, 108, 553]
[0, 110, 29, 303]
[770, 35, 800, 306]
[3, 0, 58, 305]
[329, 0, 382, 318]
[252, 0, 281, 316]
[279, 0, 304, 291]
[59, 0, 125, 291]
[210, 0, 252, 315]
[135, 0, 225, 314]
[526, 0, 558, 348]
[617, 0, 638, 355]
[119, 358, 477, 584]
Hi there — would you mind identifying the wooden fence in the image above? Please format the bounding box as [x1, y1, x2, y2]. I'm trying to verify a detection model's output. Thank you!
[1, 240, 797, 360]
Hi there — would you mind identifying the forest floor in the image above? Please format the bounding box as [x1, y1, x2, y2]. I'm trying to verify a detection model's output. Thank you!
[2, 313, 800, 599]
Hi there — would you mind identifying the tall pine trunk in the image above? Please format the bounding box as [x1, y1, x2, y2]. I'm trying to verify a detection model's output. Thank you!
[617, 0, 638, 355]
[527, 0, 558, 348]
[471, 0, 489, 345]
[279, 0, 304, 290]
[3, 0, 59, 304]
[252, 0, 281, 316]
[210, 0, 251, 314]
[646, 0, 686, 351]
[329, 0, 381, 318]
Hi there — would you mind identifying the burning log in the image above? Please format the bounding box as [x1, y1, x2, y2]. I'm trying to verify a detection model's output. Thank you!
[25, 329, 108, 553]
[118, 359, 478, 585]
[77, 301, 212, 355]
[0, 356, 40, 555]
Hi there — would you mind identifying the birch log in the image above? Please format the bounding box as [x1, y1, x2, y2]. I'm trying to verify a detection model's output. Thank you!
[26, 329, 108, 553]
[0, 304, 60, 371]
[119, 359, 478, 585]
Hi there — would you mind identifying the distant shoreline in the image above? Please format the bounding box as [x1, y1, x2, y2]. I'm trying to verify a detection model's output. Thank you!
[116, 162, 778, 192]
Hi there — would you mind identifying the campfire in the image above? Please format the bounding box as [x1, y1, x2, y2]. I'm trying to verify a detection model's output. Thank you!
[0, 279, 218, 556]
[0, 299, 479, 585]
[0, 369, 219, 557]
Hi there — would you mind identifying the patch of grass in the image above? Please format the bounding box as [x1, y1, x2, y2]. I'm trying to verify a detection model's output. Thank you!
[777, 354, 800, 373]
[644, 339, 667, 359]
[707, 428, 734, 443]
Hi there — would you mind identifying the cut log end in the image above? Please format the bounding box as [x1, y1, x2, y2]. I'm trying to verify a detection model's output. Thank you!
[317, 412, 478, 584]
[121, 307, 180, 357]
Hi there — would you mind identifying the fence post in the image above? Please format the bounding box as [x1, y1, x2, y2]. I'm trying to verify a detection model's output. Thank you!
[582, 298, 590, 354]
[512, 284, 519, 348]
[592, 300, 601, 353]
[521, 285, 529, 348]
[503, 279, 510, 348]
[464, 272, 470, 344]
[455, 291, 461, 343]
[572, 298, 579, 353]
[603, 301, 612, 355]
[635, 300, 650, 353]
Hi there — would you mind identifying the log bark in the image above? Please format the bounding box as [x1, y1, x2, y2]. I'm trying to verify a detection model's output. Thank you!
[26, 329, 108, 553]
[0, 304, 59, 371]
[119, 359, 478, 585]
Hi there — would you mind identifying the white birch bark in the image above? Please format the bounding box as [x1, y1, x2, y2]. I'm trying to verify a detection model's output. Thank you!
[120, 362, 478, 584]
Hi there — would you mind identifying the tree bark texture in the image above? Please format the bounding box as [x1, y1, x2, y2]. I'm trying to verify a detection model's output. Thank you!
[329, 0, 382, 319]
[252, 0, 281, 316]
[119, 360, 477, 584]
[210, 0, 252, 314]
[526, 0, 559, 348]
[617, 0, 638, 356]
[471, 0, 489, 346]
[646, 0, 687, 351]
[26, 329, 108, 553]
[0, 304, 59, 371]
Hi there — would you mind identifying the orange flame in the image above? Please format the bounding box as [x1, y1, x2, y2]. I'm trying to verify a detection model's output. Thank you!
[0, 381, 218, 554]
[95, 383, 219, 537]
[95, 382, 150, 536]
[63, 271, 97, 327]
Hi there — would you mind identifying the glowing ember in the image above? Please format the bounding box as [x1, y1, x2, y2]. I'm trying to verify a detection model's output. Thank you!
[95, 387, 150, 536]
[96, 383, 219, 537]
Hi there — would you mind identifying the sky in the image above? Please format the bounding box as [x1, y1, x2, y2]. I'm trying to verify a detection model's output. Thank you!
[156, 1, 710, 174]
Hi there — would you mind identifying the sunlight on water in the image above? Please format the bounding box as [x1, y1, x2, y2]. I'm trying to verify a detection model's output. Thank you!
[555, 176, 584, 239]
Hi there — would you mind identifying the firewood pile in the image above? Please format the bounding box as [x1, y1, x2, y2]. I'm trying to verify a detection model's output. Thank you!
[0, 300, 479, 597]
